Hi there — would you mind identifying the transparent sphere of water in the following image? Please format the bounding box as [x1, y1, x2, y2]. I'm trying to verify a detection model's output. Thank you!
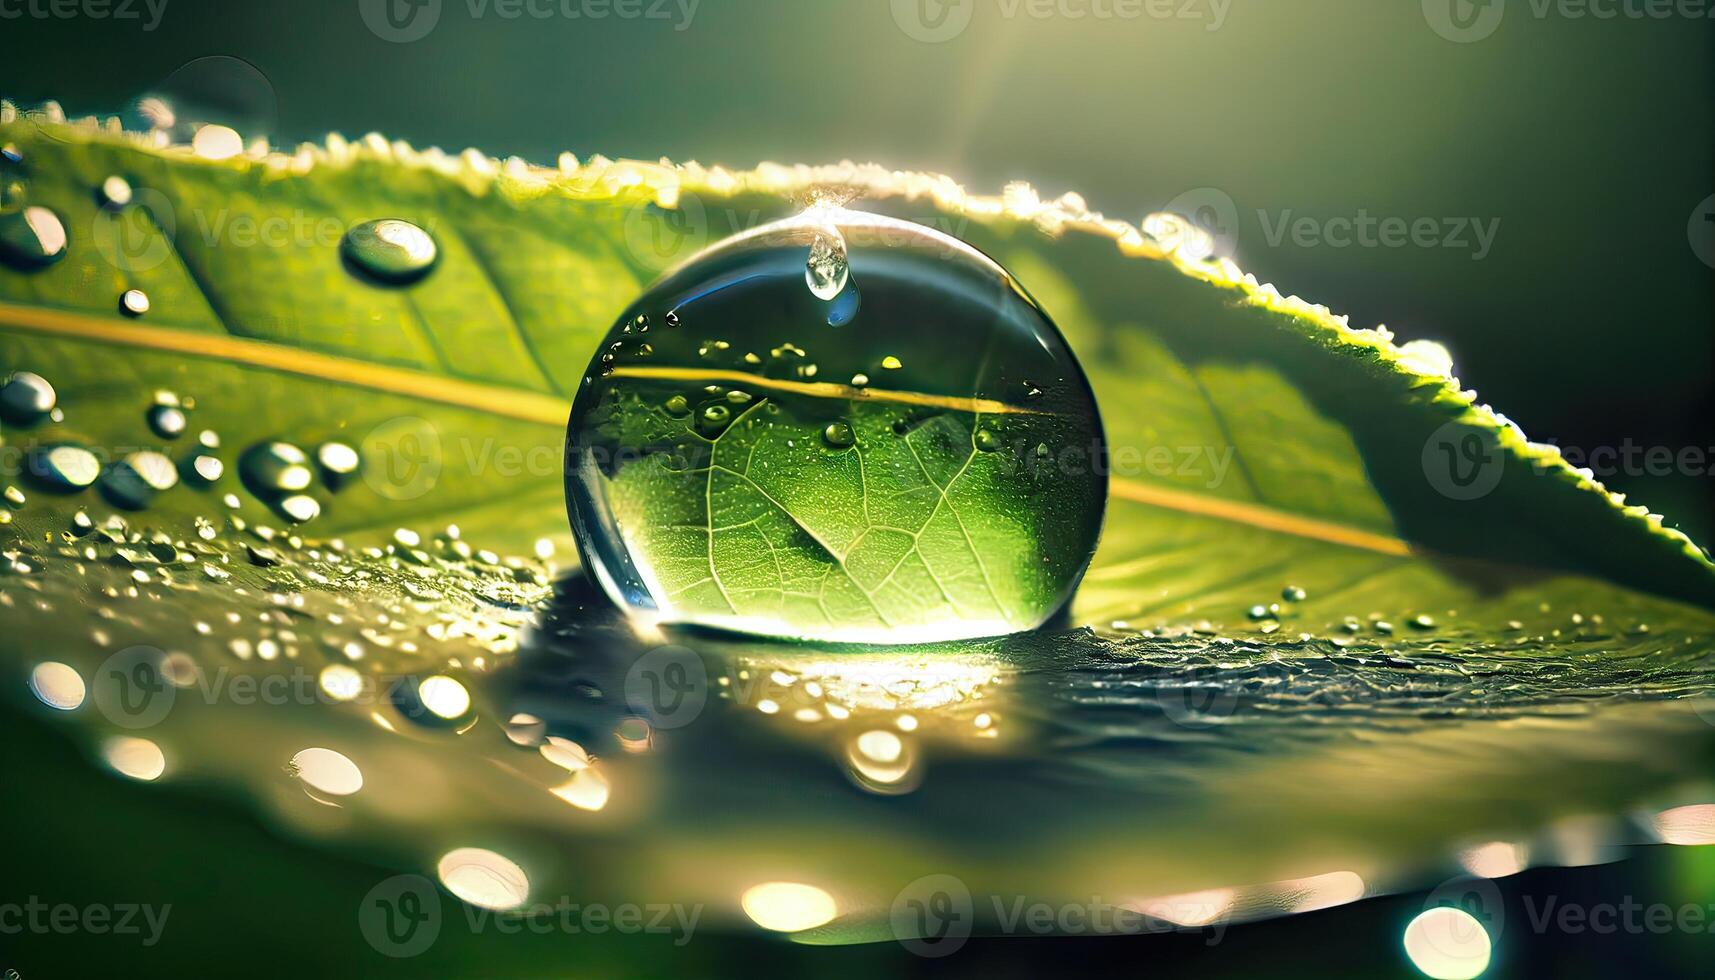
[566, 209, 1106, 644]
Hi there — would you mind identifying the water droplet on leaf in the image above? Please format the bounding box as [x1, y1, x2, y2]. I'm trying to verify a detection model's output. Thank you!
[0, 371, 56, 425]
[119, 288, 151, 317]
[340, 218, 438, 285]
[822, 420, 855, 448]
[0, 206, 67, 269]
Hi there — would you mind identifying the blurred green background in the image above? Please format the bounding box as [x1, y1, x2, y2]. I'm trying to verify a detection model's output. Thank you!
[4, 0, 1710, 537]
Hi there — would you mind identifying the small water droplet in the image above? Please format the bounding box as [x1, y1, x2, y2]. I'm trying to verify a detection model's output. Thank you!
[96, 175, 133, 210]
[100, 451, 178, 510]
[1282, 585, 1307, 602]
[340, 218, 438, 285]
[880, 355, 902, 370]
[826, 282, 861, 327]
[726, 390, 753, 405]
[664, 310, 680, 328]
[276, 494, 321, 524]
[183, 453, 224, 485]
[822, 420, 855, 448]
[697, 403, 734, 436]
[850, 373, 869, 387]
[192, 124, 244, 160]
[663, 394, 690, 417]
[119, 288, 150, 317]
[315, 441, 360, 489]
[1408, 613, 1436, 630]
[0, 206, 67, 269]
[804, 223, 849, 301]
[27, 443, 100, 491]
[974, 427, 1000, 452]
[0, 371, 56, 425]
[146, 403, 186, 438]
[240, 442, 313, 497]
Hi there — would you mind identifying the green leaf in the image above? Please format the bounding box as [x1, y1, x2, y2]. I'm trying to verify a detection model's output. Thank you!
[4, 104, 1715, 963]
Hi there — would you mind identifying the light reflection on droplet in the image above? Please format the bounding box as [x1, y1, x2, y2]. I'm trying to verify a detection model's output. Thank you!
[192, 124, 243, 160]
[1281, 870, 1366, 914]
[1403, 907, 1492, 980]
[289, 746, 363, 797]
[29, 661, 85, 710]
[436, 847, 529, 910]
[845, 729, 919, 795]
[540, 735, 591, 771]
[1457, 841, 1527, 879]
[1652, 803, 1715, 845]
[102, 736, 165, 781]
[740, 881, 837, 932]
[550, 767, 610, 812]
[318, 664, 364, 702]
[504, 712, 546, 746]
[417, 675, 470, 720]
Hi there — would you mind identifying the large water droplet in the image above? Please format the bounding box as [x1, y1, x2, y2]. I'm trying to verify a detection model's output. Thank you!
[100, 451, 179, 510]
[0, 371, 56, 425]
[315, 441, 360, 489]
[566, 208, 1105, 644]
[341, 218, 438, 285]
[27, 443, 101, 492]
[0, 206, 67, 269]
[240, 441, 313, 497]
[805, 223, 850, 301]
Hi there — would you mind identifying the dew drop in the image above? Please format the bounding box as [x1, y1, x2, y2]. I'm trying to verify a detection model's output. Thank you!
[880, 355, 903, 370]
[850, 373, 869, 387]
[0, 371, 57, 425]
[1282, 585, 1308, 602]
[240, 441, 313, 497]
[804, 223, 849, 301]
[276, 494, 321, 524]
[27, 443, 100, 491]
[192, 124, 244, 160]
[0, 206, 67, 269]
[315, 441, 360, 489]
[664, 310, 680, 328]
[183, 453, 224, 485]
[822, 420, 855, 448]
[973, 427, 1000, 452]
[146, 403, 186, 438]
[340, 218, 438, 286]
[697, 403, 733, 436]
[29, 661, 86, 710]
[97, 175, 133, 210]
[663, 394, 690, 417]
[289, 747, 364, 797]
[826, 281, 860, 327]
[100, 451, 179, 510]
[118, 288, 151, 317]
